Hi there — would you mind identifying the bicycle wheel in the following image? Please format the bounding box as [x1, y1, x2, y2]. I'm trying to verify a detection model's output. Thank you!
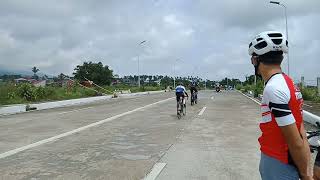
[177, 101, 181, 119]
[183, 103, 186, 116]
[177, 112, 181, 119]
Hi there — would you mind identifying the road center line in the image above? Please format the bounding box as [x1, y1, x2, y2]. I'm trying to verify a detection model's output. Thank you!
[58, 107, 94, 115]
[198, 107, 207, 116]
[0, 97, 174, 159]
[143, 163, 167, 180]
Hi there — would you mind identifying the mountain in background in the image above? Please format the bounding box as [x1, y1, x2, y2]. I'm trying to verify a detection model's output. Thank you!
[0, 67, 53, 77]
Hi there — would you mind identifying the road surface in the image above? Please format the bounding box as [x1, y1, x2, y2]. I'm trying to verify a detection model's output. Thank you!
[0, 91, 262, 180]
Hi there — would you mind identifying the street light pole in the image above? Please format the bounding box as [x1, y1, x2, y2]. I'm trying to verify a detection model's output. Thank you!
[173, 63, 175, 88]
[173, 59, 179, 88]
[138, 40, 146, 88]
[138, 54, 140, 88]
[270, 1, 289, 76]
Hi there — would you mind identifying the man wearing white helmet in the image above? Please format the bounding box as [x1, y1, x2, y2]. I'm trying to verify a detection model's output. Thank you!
[249, 31, 312, 179]
[175, 82, 188, 114]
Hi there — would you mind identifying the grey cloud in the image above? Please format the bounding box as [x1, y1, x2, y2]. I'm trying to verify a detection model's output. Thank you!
[0, 0, 319, 81]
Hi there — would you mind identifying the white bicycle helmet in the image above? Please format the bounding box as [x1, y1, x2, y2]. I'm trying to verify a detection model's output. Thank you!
[248, 31, 288, 56]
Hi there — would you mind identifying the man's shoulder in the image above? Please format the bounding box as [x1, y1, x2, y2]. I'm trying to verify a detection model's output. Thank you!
[264, 76, 290, 103]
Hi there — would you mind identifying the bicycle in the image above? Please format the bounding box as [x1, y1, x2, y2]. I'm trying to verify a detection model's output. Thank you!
[307, 122, 320, 180]
[191, 92, 197, 106]
[307, 122, 320, 153]
[177, 96, 186, 119]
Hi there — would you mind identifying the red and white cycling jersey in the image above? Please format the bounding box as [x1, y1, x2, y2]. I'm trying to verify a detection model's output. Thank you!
[259, 73, 304, 164]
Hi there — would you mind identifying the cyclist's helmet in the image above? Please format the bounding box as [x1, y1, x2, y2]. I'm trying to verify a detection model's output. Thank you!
[248, 31, 288, 56]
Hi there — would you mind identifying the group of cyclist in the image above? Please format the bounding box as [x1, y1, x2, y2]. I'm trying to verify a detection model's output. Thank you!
[175, 81, 198, 115]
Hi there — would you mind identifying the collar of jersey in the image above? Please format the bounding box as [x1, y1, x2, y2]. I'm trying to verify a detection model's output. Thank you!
[264, 72, 283, 85]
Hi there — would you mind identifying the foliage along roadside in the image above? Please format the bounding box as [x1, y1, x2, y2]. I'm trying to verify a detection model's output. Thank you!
[0, 83, 162, 106]
[236, 83, 319, 103]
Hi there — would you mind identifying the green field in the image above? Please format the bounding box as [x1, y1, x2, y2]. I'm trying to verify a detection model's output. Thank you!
[0, 83, 162, 106]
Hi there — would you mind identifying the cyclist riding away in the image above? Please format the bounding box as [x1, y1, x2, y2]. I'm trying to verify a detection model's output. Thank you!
[175, 83, 188, 114]
[190, 81, 198, 103]
[249, 31, 312, 180]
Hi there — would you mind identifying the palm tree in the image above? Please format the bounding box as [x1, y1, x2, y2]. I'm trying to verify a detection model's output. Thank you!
[32, 66, 40, 79]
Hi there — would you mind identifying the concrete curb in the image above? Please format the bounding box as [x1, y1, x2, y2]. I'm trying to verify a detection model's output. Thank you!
[30, 96, 113, 111]
[0, 105, 27, 116]
[237, 90, 320, 126]
[0, 90, 166, 116]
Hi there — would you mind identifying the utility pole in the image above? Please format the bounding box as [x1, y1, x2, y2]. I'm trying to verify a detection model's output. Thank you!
[270, 1, 290, 76]
[137, 40, 146, 88]
[317, 77, 320, 96]
[254, 75, 257, 86]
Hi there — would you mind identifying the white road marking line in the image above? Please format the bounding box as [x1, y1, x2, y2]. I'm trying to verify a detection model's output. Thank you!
[304, 104, 313, 108]
[238, 91, 261, 105]
[0, 97, 174, 159]
[58, 107, 93, 115]
[211, 96, 214, 100]
[143, 163, 167, 180]
[198, 107, 207, 116]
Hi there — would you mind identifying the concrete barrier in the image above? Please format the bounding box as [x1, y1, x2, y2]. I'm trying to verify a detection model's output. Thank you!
[0, 105, 27, 115]
[0, 90, 166, 115]
[31, 95, 113, 110]
[303, 110, 320, 126]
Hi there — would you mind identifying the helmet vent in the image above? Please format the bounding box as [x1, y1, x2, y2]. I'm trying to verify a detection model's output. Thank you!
[272, 39, 282, 45]
[268, 33, 282, 37]
[249, 42, 253, 48]
[257, 38, 263, 41]
[254, 41, 268, 50]
[286, 40, 288, 46]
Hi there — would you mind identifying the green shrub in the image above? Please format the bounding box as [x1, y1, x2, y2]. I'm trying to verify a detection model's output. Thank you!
[301, 87, 318, 101]
[17, 83, 36, 101]
[253, 81, 264, 98]
[236, 84, 243, 90]
[7, 92, 16, 99]
[243, 85, 253, 93]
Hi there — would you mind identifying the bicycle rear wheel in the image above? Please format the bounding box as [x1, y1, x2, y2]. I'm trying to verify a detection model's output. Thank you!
[177, 100, 182, 119]
[177, 112, 181, 119]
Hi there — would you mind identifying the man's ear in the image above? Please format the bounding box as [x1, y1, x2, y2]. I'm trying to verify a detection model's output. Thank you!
[251, 56, 258, 66]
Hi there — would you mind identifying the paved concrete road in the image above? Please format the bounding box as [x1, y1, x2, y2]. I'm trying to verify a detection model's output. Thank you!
[157, 91, 261, 180]
[0, 91, 261, 180]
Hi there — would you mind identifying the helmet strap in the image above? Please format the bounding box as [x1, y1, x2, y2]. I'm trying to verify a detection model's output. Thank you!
[254, 58, 262, 79]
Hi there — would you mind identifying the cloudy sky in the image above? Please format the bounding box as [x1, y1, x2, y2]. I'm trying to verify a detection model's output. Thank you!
[0, 0, 319, 82]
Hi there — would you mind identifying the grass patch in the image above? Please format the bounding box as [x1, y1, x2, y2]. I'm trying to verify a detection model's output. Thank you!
[0, 83, 163, 105]
[301, 87, 320, 103]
